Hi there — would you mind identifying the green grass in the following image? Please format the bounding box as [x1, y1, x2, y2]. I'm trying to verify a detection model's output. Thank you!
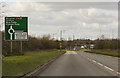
[2, 50, 64, 76]
[85, 50, 119, 57]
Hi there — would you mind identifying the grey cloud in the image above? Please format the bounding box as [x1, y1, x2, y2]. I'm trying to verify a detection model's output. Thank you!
[42, 2, 118, 10]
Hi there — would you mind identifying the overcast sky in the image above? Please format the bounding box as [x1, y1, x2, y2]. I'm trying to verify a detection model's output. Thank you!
[0, 0, 119, 2]
[1, 2, 118, 40]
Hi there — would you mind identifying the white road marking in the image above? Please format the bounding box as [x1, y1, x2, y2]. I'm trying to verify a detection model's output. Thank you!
[117, 72, 120, 75]
[104, 66, 114, 71]
[97, 62, 103, 66]
[65, 51, 77, 55]
[87, 58, 119, 75]
[91, 60, 97, 63]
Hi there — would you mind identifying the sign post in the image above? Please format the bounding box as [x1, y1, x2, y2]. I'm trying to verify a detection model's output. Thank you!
[5, 17, 28, 54]
[59, 43, 62, 52]
[21, 41, 23, 54]
[10, 41, 12, 53]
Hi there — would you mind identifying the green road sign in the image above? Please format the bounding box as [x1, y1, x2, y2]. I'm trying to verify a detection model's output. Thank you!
[5, 17, 28, 41]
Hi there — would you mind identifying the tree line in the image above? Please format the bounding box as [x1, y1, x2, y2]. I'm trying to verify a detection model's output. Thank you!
[2, 32, 60, 56]
[1, 31, 119, 56]
[94, 39, 118, 50]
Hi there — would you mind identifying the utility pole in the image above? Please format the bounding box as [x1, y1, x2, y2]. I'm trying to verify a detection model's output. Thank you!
[112, 29, 114, 39]
[59, 30, 66, 51]
[99, 24, 102, 40]
[0, 2, 7, 31]
[53, 34, 54, 39]
[73, 34, 75, 41]
[60, 30, 62, 41]
[59, 30, 62, 51]
[60, 30, 66, 41]
[100, 26, 101, 39]
[53, 33, 57, 40]
[0, 3, 6, 77]
[0, 30, 2, 78]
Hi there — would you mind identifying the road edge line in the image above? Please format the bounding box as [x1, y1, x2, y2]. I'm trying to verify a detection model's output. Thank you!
[87, 58, 119, 75]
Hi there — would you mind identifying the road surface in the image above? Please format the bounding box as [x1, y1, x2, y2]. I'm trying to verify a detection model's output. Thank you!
[37, 51, 118, 76]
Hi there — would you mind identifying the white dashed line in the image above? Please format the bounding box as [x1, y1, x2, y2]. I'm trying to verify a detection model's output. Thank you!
[91, 60, 97, 63]
[97, 62, 103, 66]
[117, 72, 120, 75]
[104, 66, 114, 72]
[87, 58, 119, 75]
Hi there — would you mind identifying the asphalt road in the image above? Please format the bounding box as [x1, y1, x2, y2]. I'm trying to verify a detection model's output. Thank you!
[37, 51, 118, 76]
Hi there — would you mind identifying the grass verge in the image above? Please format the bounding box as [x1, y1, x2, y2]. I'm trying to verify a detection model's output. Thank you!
[85, 50, 119, 57]
[2, 50, 65, 76]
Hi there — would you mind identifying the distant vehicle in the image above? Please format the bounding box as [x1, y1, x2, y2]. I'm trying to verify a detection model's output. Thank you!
[90, 44, 94, 49]
[73, 48, 76, 50]
[81, 46, 84, 49]
[84, 45, 87, 49]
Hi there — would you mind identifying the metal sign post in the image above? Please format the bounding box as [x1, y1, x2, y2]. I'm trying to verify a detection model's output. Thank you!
[10, 41, 12, 54]
[59, 43, 62, 52]
[21, 41, 23, 54]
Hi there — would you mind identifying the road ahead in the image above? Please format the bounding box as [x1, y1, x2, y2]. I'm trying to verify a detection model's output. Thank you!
[37, 51, 118, 76]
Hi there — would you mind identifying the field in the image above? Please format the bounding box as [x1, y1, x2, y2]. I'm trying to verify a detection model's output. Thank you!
[2, 50, 65, 76]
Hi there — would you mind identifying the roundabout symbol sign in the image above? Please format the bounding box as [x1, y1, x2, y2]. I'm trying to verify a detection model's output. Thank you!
[8, 26, 15, 40]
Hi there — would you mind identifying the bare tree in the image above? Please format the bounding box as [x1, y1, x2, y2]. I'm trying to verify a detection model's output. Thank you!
[100, 34, 105, 40]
